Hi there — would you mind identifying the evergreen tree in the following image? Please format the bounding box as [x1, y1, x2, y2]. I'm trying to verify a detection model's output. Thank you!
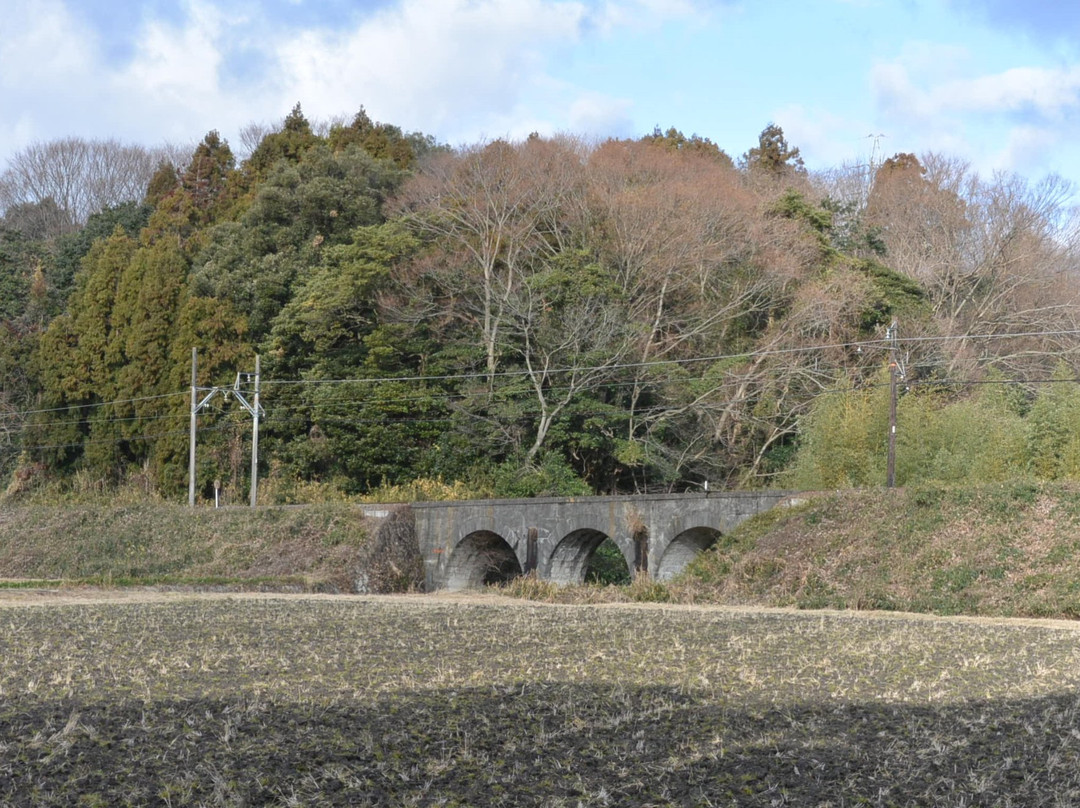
[192, 144, 403, 341]
[245, 104, 319, 179]
[639, 126, 735, 168]
[742, 123, 806, 178]
[328, 107, 418, 168]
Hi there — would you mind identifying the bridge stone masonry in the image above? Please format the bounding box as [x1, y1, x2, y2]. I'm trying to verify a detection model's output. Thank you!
[412, 491, 804, 591]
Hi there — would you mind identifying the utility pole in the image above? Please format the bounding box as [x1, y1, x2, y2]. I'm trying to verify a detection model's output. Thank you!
[187, 349, 264, 507]
[886, 321, 901, 488]
[231, 357, 262, 507]
[252, 355, 260, 507]
[189, 347, 197, 507]
[231, 357, 264, 508]
[189, 348, 226, 507]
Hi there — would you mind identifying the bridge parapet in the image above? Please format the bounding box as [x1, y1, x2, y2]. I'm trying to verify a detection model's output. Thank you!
[413, 491, 802, 591]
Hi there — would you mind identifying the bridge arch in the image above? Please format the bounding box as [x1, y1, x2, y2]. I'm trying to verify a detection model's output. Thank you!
[655, 526, 721, 581]
[444, 530, 523, 590]
[546, 528, 634, 585]
[413, 491, 797, 590]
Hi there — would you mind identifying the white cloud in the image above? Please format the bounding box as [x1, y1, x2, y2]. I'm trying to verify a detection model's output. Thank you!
[261, 0, 707, 143]
[567, 92, 634, 135]
[0, 0, 95, 87]
[0, 0, 103, 162]
[992, 125, 1061, 176]
[865, 41, 1080, 182]
[270, 0, 591, 141]
[948, 68, 1080, 118]
[0, 0, 762, 168]
[2, 0, 627, 162]
[590, 0, 698, 34]
[117, 2, 227, 105]
[771, 104, 872, 171]
[872, 44, 1080, 122]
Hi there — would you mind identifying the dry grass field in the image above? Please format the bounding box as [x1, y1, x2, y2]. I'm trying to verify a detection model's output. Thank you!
[2, 592, 1080, 806]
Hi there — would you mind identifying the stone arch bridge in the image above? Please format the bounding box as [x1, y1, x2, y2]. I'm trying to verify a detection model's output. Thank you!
[412, 491, 803, 591]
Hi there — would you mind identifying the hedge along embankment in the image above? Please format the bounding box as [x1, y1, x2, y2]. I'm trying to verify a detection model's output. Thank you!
[0, 503, 423, 592]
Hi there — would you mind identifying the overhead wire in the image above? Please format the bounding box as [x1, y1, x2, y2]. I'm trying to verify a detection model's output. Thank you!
[5, 326, 1080, 455]
[13, 422, 238, 454]
[4, 391, 189, 419]
[255, 328, 1080, 389]
[4, 373, 1063, 457]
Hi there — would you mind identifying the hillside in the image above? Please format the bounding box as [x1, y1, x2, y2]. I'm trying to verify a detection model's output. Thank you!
[677, 482, 1080, 619]
[6, 112, 1080, 505]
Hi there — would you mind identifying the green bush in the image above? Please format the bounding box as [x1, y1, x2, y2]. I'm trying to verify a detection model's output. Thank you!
[584, 539, 632, 585]
[787, 372, 888, 489]
[482, 452, 591, 499]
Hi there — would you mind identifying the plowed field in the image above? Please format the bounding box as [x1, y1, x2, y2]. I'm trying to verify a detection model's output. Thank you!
[2, 593, 1080, 806]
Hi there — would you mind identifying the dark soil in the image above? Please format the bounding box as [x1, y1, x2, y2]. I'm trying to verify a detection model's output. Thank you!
[2, 596, 1079, 806]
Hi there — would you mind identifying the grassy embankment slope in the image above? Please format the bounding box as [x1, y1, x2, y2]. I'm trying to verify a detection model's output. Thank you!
[0, 503, 402, 591]
[680, 481, 1080, 618]
[5, 482, 1080, 619]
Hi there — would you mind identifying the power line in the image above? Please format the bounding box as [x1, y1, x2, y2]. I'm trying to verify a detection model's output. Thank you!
[257, 328, 1080, 388]
[893, 328, 1080, 346]
[3, 391, 189, 419]
[256, 341, 890, 388]
[12, 372, 1080, 458]
[5, 326, 1080, 426]
[12, 423, 238, 454]
[9, 404, 685, 456]
[18, 411, 190, 430]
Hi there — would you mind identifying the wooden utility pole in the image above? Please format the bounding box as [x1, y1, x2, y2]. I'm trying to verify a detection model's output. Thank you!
[886, 321, 899, 488]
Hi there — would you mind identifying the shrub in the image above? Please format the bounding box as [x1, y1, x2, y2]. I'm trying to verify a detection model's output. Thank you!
[628, 572, 671, 603]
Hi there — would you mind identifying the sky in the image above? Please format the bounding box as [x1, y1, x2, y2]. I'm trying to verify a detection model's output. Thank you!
[3, 0, 1080, 190]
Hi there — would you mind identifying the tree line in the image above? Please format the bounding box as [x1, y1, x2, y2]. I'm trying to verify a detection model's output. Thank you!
[1, 107, 1078, 503]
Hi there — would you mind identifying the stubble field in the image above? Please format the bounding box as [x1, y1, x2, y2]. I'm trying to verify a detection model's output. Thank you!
[2, 593, 1080, 806]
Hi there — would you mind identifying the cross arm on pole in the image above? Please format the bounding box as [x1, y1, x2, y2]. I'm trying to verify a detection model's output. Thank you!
[195, 387, 225, 413]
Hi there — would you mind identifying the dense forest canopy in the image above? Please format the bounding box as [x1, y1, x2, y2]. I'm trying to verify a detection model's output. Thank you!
[2, 106, 1079, 503]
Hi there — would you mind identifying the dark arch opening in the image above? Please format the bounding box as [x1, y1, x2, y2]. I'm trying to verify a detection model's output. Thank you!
[656, 526, 722, 581]
[585, 537, 632, 585]
[445, 530, 523, 590]
[549, 529, 629, 585]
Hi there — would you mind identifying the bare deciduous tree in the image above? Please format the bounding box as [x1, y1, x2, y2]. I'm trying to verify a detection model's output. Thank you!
[391, 136, 589, 381]
[585, 139, 812, 486]
[0, 138, 181, 238]
[866, 153, 1080, 380]
[503, 270, 636, 461]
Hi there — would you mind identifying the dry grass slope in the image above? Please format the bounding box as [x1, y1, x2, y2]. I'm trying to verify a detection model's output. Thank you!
[680, 481, 1080, 619]
[0, 503, 419, 592]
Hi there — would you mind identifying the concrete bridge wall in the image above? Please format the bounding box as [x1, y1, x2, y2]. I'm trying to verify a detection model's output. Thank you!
[413, 491, 803, 590]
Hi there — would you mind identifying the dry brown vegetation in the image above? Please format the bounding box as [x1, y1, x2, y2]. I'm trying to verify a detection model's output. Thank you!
[2, 594, 1080, 806]
[677, 482, 1080, 619]
[0, 503, 398, 592]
